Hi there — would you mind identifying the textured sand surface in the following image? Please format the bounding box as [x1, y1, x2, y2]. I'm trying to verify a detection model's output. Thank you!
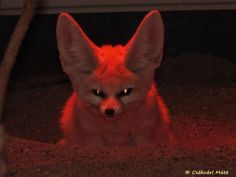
[3, 54, 236, 177]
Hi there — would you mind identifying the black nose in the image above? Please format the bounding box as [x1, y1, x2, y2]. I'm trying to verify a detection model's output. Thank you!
[105, 109, 115, 117]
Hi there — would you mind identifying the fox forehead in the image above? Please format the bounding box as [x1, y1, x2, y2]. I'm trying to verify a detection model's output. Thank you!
[91, 45, 137, 85]
[96, 45, 126, 65]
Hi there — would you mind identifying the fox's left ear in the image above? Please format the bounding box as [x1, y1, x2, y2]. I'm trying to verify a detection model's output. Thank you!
[126, 10, 164, 72]
[56, 13, 97, 75]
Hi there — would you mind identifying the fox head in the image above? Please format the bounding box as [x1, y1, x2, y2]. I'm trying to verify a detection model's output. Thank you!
[56, 10, 164, 119]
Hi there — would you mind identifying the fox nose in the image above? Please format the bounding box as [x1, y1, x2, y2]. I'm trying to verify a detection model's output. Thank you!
[105, 109, 115, 117]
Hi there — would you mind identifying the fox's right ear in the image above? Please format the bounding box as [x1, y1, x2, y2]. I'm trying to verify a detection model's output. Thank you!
[125, 10, 164, 72]
[56, 13, 97, 74]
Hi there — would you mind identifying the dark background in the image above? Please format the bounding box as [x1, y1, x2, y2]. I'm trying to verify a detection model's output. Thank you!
[0, 10, 236, 83]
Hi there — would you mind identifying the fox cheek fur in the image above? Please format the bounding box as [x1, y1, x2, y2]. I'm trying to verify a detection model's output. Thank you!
[56, 10, 171, 146]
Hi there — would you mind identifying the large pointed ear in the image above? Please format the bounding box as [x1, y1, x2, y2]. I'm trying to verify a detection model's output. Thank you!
[126, 10, 164, 72]
[56, 13, 97, 74]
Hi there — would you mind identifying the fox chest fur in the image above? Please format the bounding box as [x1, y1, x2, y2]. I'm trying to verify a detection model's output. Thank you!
[57, 10, 171, 146]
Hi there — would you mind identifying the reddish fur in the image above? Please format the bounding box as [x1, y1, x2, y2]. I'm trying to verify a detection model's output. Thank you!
[57, 10, 172, 147]
[93, 45, 135, 85]
[60, 84, 171, 146]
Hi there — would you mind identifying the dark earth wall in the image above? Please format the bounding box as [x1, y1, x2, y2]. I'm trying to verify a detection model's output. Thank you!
[0, 10, 236, 82]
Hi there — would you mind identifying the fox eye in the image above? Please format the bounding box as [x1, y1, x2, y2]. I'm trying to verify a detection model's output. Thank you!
[92, 89, 106, 98]
[118, 88, 133, 97]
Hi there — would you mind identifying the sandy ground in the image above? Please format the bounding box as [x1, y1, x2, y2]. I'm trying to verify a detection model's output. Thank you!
[2, 53, 236, 177]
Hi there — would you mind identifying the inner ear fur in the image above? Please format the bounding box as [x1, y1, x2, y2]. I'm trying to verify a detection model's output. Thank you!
[56, 13, 98, 74]
[125, 10, 164, 72]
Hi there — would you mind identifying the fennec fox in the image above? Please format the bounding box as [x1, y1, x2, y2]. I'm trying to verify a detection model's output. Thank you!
[56, 10, 171, 146]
